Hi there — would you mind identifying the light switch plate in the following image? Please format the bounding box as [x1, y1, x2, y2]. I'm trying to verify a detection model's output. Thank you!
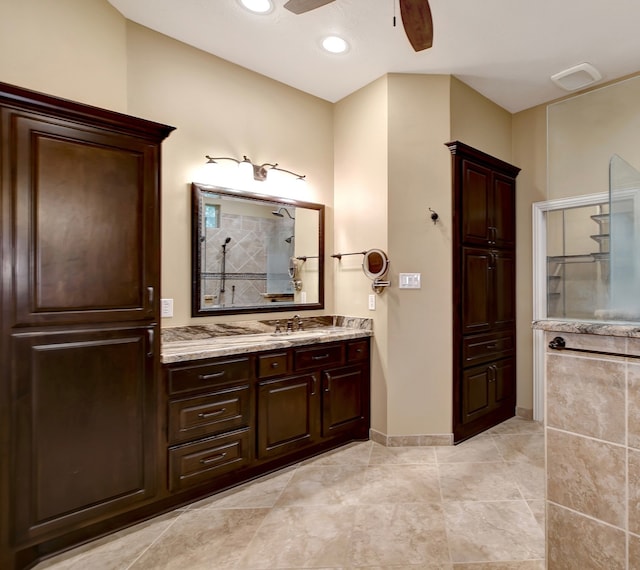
[399, 273, 421, 289]
[160, 298, 174, 317]
[368, 294, 376, 310]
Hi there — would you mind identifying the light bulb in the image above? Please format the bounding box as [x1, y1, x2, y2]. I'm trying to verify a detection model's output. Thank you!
[238, 157, 254, 181]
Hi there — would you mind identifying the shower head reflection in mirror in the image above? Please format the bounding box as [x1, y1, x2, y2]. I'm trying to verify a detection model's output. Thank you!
[191, 183, 324, 316]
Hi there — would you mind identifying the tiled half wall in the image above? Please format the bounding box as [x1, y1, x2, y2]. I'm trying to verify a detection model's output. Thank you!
[545, 330, 640, 568]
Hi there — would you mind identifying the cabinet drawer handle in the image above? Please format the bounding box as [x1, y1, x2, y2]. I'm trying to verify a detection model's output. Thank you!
[200, 452, 227, 465]
[485, 344, 497, 349]
[270, 362, 280, 368]
[311, 354, 330, 361]
[199, 371, 225, 381]
[197, 408, 226, 419]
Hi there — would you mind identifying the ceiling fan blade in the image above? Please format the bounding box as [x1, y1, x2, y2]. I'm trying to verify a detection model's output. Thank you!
[283, 0, 336, 15]
[399, 0, 433, 52]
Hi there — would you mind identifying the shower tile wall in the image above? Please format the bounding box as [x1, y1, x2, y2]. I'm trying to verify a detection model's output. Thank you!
[204, 213, 293, 308]
[545, 331, 640, 568]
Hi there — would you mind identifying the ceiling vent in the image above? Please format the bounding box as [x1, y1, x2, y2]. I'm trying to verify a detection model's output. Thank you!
[550, 63, 602, 91]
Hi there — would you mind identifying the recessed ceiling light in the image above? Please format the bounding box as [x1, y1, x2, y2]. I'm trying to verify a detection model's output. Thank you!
[238, 0, 273, 14]
[321, 35, 349, 54]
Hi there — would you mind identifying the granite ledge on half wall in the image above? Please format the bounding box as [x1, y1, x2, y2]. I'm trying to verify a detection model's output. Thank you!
[532, 319, 640, 339]
[161, 315, 373, 364]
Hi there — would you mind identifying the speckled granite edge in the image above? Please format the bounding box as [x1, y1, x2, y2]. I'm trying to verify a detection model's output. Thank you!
[161, 315, 373, 364]
[161, 315, 371, 343]
[532, 319, 640, 338]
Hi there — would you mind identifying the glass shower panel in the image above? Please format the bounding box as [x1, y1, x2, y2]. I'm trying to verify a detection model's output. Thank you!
[546, 203, 609, 319]
[608, 154, 640, 320]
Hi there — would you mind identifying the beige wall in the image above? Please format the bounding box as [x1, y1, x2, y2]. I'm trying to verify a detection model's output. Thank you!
[512, 104, 548, 412]
[548, 76, 640, 201]
[124, 22, 335, 325]
[386, 74, 453, 435]
[0, 0, 128, 112]
[450, 77, 513, 164]
[1, 0, 551, 437]
[333, 76, 389, 433]
[335, 74, 516, 437]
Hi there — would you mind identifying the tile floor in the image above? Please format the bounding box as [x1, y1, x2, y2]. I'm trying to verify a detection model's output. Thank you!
[36, 417, 545, 570]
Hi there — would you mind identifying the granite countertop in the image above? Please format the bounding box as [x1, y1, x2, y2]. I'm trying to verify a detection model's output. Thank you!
[161, 315, 373, 364]
[532, 319, 640, 338]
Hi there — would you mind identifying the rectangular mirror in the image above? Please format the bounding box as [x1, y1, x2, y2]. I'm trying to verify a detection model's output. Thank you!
[191, 182, 325, 316]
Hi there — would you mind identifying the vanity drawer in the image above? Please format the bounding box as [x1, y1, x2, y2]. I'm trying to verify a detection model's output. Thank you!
[168, 428, 252, 492]
[257, 351, 291, 378]
[168, 384, 252, 444]
[167, 357, 251, 395]
[294, 344, 344, 371]
[462, 332, 514, 366]
[347, 339, 369, 362]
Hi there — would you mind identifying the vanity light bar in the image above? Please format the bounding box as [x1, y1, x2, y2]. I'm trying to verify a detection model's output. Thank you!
[204, 155, 306, 182]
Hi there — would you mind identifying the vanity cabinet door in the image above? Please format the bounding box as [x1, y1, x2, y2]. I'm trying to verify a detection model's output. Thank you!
[10, 326, 157, 543]
[257, 373, 320, 459]
[8, 109, 163, 326]
[321, 365, 368, 438]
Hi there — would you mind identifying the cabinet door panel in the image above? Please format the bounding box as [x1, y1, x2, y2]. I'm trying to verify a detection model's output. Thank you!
[11, 113, 159, 325]
[461, 160, 492, 245]
[257, 374, 319, 459]
[462, 366, 491, 423]
[11, 327, 156, 542]
[493, 357, 516, 407]
[492, 174, 516, 248]
[493, 251, 516, 329]
[321, 366, 365, 437]
[462, 247, 492, 334]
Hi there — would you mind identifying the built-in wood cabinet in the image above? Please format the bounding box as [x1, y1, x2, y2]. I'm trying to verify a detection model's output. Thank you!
[0, 82, 174, 569]
[163, 338, 370, 496]
[447, 141, 520, 443]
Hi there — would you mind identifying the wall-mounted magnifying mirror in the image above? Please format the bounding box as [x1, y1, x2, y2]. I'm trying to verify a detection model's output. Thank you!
[362, 248, 390, 293]
[191, 183, 324, 316]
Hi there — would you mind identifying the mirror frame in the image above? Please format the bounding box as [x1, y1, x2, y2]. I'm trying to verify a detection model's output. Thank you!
[191, 182, 325, 316]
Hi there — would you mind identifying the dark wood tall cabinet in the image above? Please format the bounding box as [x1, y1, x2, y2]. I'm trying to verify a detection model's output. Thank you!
[446, 141, 520, 443]
[0, 82, 174, 569]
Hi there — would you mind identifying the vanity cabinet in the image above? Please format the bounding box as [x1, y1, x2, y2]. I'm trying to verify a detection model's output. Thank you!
[163, 337, 370, 495]
[165, 357, 254, 492]
[447, 141, 520, 443]
[0, 82, 174, 569]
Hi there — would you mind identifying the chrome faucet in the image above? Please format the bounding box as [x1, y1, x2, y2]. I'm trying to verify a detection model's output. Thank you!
[293, 314, 302, 331]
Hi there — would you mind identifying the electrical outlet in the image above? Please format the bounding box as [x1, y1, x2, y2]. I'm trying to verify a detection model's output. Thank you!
[160, 298, 174, 318]
[368, 294, 376, 311]
[300, 291, 307, 303]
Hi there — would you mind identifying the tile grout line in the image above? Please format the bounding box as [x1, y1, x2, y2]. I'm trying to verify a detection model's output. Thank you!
[124, 511, 186, 570]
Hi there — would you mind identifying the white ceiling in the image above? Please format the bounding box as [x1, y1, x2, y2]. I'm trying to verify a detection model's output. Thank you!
[107, 0, 640, 113]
